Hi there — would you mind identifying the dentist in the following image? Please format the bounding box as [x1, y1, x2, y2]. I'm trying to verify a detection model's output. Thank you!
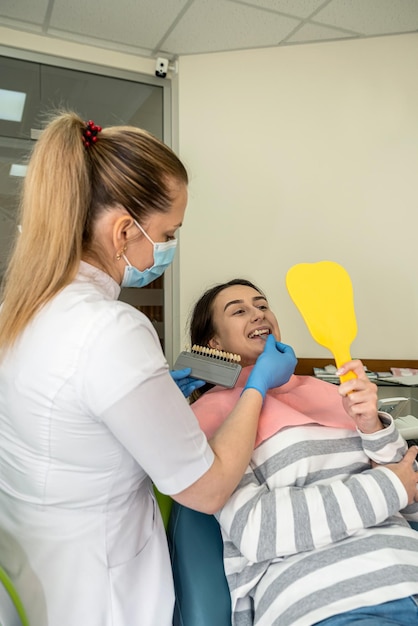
[0, 112, 297, 626]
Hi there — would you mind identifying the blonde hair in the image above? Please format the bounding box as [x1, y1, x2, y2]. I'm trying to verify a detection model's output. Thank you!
[0, 110, 188, 350]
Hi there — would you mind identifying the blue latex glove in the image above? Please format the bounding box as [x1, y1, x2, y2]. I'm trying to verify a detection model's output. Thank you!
[244, 334, 297, 399]
[170, 367, 206, 398]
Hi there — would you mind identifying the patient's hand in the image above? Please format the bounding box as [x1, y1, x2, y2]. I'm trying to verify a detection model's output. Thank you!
[373, 446, 418, 505]
[337, 360, 381, 434]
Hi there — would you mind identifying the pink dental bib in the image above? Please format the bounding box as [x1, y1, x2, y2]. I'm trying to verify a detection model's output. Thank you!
[192, 367, 356, 448]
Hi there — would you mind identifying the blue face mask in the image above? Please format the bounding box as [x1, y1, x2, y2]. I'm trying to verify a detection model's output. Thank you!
[121, 220, 177, 288]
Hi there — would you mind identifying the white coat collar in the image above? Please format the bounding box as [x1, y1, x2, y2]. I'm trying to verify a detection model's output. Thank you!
[77, 261, 121, 301]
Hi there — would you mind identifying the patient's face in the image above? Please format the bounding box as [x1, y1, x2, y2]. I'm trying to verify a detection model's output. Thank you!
[208, 285, 281, 367]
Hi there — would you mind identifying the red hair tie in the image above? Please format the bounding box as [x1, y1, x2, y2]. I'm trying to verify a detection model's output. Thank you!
[82, 120, 102, 149]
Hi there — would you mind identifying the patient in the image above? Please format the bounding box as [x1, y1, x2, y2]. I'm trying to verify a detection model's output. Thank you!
[189, 278, 418, 626]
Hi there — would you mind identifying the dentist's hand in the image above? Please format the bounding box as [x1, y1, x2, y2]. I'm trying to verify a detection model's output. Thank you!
[170, 367, 206, 398]
[244, 335, 297, 399]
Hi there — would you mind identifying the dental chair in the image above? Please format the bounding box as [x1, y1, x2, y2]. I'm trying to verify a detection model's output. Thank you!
[0, 566, 29, 626]
[167, 502, 418, 626]
[167, 501, 231, 626]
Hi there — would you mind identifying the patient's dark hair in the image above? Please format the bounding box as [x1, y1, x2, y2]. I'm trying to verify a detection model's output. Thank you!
[189, 278, 265, 402]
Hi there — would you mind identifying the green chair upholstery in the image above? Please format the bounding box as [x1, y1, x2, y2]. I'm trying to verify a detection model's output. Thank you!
[154, 486, 173, 529]
[0, 566, 29, 626]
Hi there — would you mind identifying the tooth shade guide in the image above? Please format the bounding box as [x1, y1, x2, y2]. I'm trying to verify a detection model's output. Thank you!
[174, 348, 242, 388]
[191, 344, 241, 363]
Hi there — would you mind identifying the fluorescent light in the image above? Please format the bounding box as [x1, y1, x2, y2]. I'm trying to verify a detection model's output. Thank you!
[0, 89, 26, 122]
[10, 164, 28, 177]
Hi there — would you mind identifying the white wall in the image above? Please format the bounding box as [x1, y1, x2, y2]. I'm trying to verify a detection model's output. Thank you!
[177, 34, 418, 361]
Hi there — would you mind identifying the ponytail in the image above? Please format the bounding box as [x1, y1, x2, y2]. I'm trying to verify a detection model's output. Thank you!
[0, 111, 90, 349]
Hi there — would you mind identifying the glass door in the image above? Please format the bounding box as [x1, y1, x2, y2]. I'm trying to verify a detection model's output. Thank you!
[0, 49, 173, 355]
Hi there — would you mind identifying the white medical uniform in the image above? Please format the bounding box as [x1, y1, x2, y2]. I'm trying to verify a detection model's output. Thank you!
[0, 261, 214, 626]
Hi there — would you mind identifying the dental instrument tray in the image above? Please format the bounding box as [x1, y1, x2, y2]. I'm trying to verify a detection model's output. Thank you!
[173, 345, 242, 388]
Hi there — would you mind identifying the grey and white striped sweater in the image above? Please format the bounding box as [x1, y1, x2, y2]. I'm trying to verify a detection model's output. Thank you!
[216, 417, 418, 626]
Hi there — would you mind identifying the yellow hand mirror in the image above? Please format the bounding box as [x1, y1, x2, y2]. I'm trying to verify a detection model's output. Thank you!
[286, 261, 357, 383]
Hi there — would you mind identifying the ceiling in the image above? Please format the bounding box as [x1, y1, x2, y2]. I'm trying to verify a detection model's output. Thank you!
[1, 0, 418, 61]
